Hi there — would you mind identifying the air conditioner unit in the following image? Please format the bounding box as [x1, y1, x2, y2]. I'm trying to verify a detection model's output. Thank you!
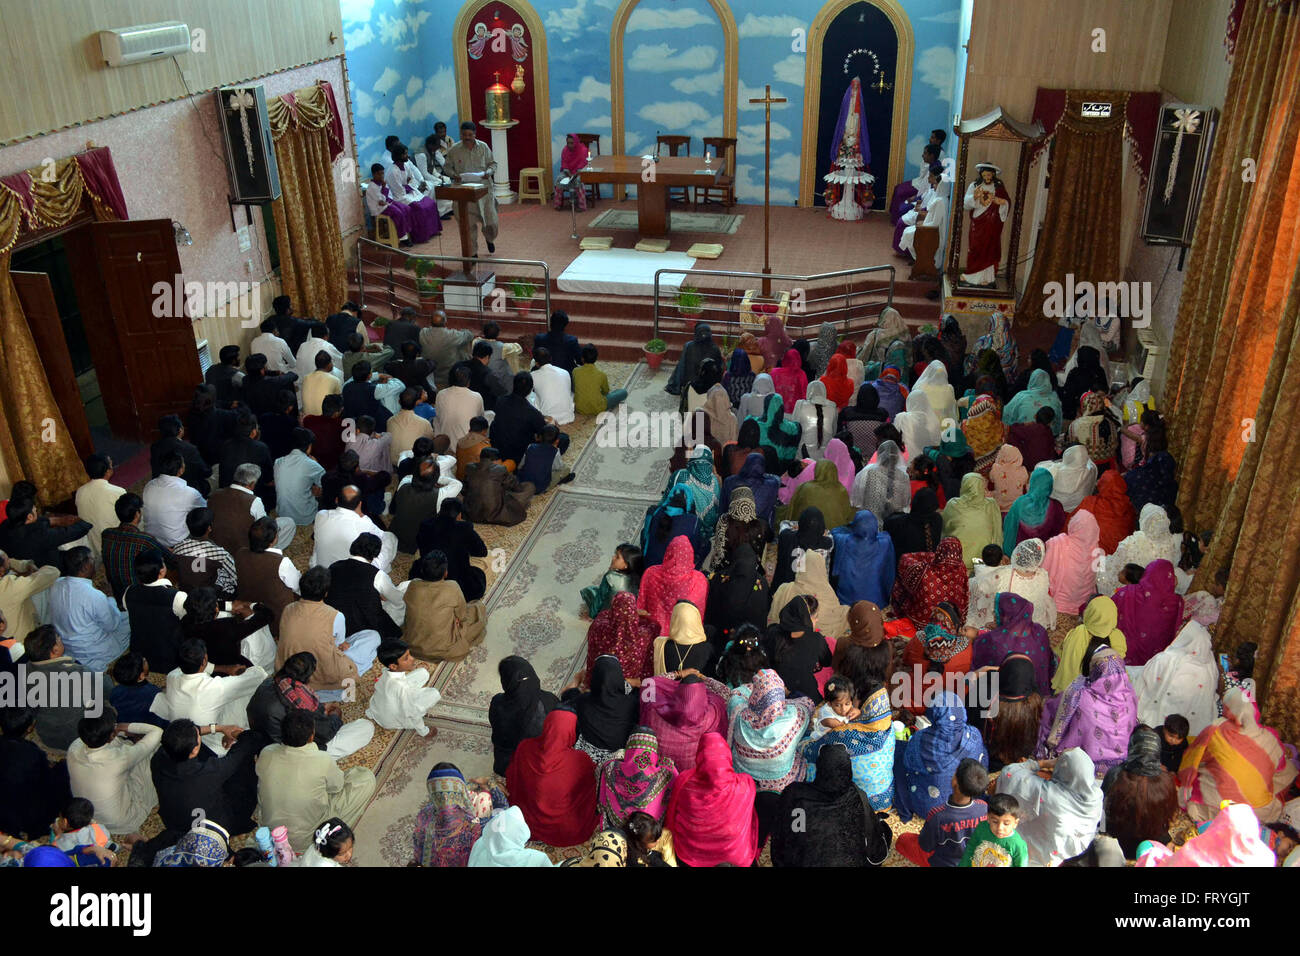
[99, 21, 190, 67]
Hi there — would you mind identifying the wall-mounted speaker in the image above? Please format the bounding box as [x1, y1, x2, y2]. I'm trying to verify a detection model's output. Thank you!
[216, 85, 281, 204]
[1141, 104, 1218, 247]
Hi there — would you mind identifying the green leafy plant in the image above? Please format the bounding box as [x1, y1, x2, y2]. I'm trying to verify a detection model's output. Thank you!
[371, 315, 391, 328]
[677, 285, 703, 314]
[510, 279, 537, 301]
[416, 277, 442, 296]
[644, 338, 667, 353]
[406, 256, 433, 278]
[919, 322, 938, 336]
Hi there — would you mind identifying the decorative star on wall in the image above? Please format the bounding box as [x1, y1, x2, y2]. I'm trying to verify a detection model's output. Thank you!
[843, 48, 881, 76]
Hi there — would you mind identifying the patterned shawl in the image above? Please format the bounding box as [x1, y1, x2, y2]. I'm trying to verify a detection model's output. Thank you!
[964, 313, 1018, 379]
[972, 592, 1051, 694]
[597, 728, 679, 828]
[1038, 647, 1138, 774]
[858, 307, 909, 366]
[798, 685, 896, 810]
[891, 537, 969, 626]
[586, 591, 659, 681]
[639, 675, 728, 772]
[724, 348, 756, 406]
[962, 393, 1006, 466]
[727, 669, 813, 792]
[808, 321, 840, 378]
[666, 446, 722, 534]
[414, 766, 483, 868]
[636, 535, 708, 637]
[897, 691, 987, 822]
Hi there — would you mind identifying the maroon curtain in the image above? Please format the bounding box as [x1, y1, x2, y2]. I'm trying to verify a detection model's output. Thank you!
[318, 80, 346, 163]
[1030, 89, 1162, 189]
[75, 147, 129, 220]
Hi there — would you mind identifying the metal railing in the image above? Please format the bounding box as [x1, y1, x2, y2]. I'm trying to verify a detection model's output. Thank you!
[651, 264, 896, 349]
[355, 237, 552, 328]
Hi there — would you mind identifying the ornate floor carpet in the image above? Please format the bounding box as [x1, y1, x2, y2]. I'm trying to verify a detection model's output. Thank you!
[587, 208, 743, 235]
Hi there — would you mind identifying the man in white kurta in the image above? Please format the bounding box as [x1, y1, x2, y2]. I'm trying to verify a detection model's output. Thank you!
[441, 122, 500, 255]
[899, 166, 950, 272]
[74, 456, 127, 560]
[150, 649, 267, 756]
[251, 320, 296, 374]
[529, 354, 575, 425]
[434, 368, 485, 446]
[365, 643, 441, 735]
[141, 464, 206, 548]
[67, 721, 164, 835]
[311, 492, 398, 572]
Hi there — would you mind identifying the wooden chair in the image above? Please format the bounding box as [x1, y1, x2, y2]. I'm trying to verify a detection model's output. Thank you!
[575, 133, 602, 205]
[696, 136, 737, 208]
[657, 135, 692, 205]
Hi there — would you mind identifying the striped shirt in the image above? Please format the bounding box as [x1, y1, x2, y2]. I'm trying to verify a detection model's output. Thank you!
[172, 537, 238, 596]
[100, 524, 173, 608]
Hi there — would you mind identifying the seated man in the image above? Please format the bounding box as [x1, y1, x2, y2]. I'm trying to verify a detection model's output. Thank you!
[0, 495, 92, 571]
[320, 448, 389, 526]
[303, 393, 346, 473]
[204, 344, 245, 407]
[463, 447, 535, 526]
[217, 412, 276, 511]
[517, 423, 573, 494]
[209, 462, 295, 556]
[342, 360, 402, 432]
[418, 309, 473, 390]
[325, 301, 367, 351]
[490, 371, 571, 467]
[385, 340, 436, 393]
[66, 707, 162, 836]
[898, 163, 948, 270]
[475, 320, 521, 398]
[342, 331, 393, 382]
[573, 343, 630, 415]
[527, 347, 574, 426]
[531, 310, 581, 374]
[142, 452, 207, 549]
[172, 507, 238, 598]
[0, 547, 59, 646]
[365, 161, 415, 248]
[150, 414, 212, 495]
[47, 547, 130, 673]
[402, 550, 487, 662]
[257, 388, 300, 462]
[344, 413, 393, 475]
[255, 709, 377, 852]
[274, 567, 381, 703]
[381, 306, 422, 356]
[151, 717, 266, 841]
[124, 550, 188, 674]
[384, 143, 442, 243]
[450, 340, 502, 411]
[387, 386, 436, 466]
[271, 295, 329, 356]
[311, 486, 398, 572]
[24, 626, 113, 751]
[101, 493, 173, 609]
[325, 532, 404, 639]
[74, 453, 127, 561]
[247, 651, 375, 760]
[455, 416, 511, 480]
[234, 517, 301, 637]
[274, 428, 326, 530]
[301, 348, 344, 418]
[434, 365, 484, 446]
[242, 353, 299, 419]
[0, 706, 72, 840]
[149, 638, 266, 755]
[249, 317, 295, 375]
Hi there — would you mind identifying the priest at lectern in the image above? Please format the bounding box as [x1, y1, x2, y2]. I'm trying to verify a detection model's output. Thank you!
[443, 121, 500, 256]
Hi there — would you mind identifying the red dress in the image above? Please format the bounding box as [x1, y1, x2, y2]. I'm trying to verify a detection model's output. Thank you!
[890, 537, 969, 626]
[586, 592, 659, 681]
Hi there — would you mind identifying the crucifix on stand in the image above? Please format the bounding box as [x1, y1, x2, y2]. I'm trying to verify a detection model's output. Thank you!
[748, 84, 787, 296]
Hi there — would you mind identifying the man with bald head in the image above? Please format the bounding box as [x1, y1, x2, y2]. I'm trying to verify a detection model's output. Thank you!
[418, 310, 474, 389]
[310, 484, 398, 573]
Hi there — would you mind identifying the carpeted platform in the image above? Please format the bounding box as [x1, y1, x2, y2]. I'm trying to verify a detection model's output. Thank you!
[588, 208, 743, 235]
[556, 248, 697, 296]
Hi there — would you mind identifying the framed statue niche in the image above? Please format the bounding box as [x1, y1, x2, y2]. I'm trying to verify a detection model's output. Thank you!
[942, 106, 1044, 328]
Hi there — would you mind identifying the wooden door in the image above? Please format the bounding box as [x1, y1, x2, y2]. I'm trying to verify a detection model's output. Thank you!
[10, 270, 95, 459]
[63, 219, 202, 442]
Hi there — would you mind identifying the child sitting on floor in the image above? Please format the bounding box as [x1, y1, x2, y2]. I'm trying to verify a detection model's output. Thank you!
[108, 652, 169, 729]
[897, 757, 989, 867]
[809, 674, 860, 741]
[960, 792, 1028, 867]
[580, 543, 644, 619]
[51, 798, 118, 855]
[625, 810, 677, 867]
[365, 640, 442, 736]
[517, 424, 573, 494]
[1159, 713, 1189, 773]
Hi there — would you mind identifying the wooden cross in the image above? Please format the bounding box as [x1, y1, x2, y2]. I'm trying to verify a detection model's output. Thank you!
[748, 83, 787, 296]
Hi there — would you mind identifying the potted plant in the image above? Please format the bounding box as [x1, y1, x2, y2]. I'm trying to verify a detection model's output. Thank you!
[643, 337, 668, 370]
[511, 279, 537, 315]
[677, 284, 704, 319]
[416, 276, 442, 304]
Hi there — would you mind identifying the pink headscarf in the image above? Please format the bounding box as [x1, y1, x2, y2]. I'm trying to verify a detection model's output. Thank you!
[1042, 510, 1102, 616]
[778, 458, 815, 505]
[770, 349, 808, 414]
[636, 536, 708, 634]
[664, 732, 759, 867]
[778, 439, 854, 505]
[560, 133, 589, 173]
[640, 676, 728, 771]
[1113, 559, 1185, 666]
[758, 315, 793, 371]
[989, 444, 1028, 513]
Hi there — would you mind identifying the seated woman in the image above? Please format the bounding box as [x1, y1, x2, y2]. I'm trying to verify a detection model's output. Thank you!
[988, 443, 1028, 515]
[942, 473, 1003, 571]
[798, 672, 896, 811]
[1113, 559, 1183, 667]
[1069, 390, 1120, 466]
[1037, 446, 1097, 516]
[580, 543, 643, 620]
[721, 452, 780, 524]
[1100, 726, 1178, 859]
[552, 133, 589, 210]
[979, 653, 1045, 773]
[488, 656, 559, 776]
[900, 603, 974, 716]
[768, 551, 849, 645]
[771, 507, 833, 593]
[723, 348, 756, 407]
[771, 349, 808, 414]
[1095, 503, 1180, 596]
[663, 446, 722, 539]
[1132, 621, 1219, 737]
[771, 744, 892, 867]
[737, 373, 777, 426]
[1123, 419, 1179, 514]
[652, 601, 714, 678]
[704, 489, 767, 574]
[1004, 368, 1064, 436]
[1075, 470, 1135, 555]
[1178, 688, 1298, 826]
[762, 594, 833, 701]
[754, 393, 802, 466]
[596, 727, 678, 829]
[412, 763, 509, 867]
[727, 668, 813, 794]
[996, 748, 1103, 867]
[561, 654, 642, 766]
[704, 542, 770, 655]
[683, 359, 723, 417]
[1003, 469, 1065, 552]
[637, 535, 708, 636]
[838, 384, 889, 456]
[467, 806, 554, 867]
[641, 485, 706, 569]
[664, 732, 759, 867]
[830, 510, 895, 608]
[1041, 511, 1101, 617]
[884, 487, 944, 563]
[892, 536, 969, 629]
[586, 592, 659, 682]
[961, 394, 1006, 473]
[1053, 596, 1126, 695]
[416, 497, 488, 602]
[819, 354, 856, 410]
[852, 437, 912, 522]
[1038, 645, 1138, 774]
[971, 593, 1051, 699]
[894, 691, 988, 823]
[639, 673, 728, 771]
[505, 709, 599, 849]
[780, 459, 853, 530]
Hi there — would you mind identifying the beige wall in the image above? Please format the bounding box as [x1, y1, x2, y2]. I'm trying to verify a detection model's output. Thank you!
[0, 0, 344, 145]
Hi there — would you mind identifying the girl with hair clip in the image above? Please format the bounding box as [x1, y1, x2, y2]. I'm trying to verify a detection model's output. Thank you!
[296, 818, 354, 867]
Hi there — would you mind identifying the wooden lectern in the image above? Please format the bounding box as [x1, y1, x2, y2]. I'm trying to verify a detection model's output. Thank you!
[909, 226, 941, 281]
[434, 181, 494, 317]
[435, 181, 490, 273]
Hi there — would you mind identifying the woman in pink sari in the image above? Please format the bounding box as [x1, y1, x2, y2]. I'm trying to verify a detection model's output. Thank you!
[1037, 645, 1138, 774]
[639, 674, 728, 771]
[664, 732, 759, 867]
[1042, 510, 1102, 616]
[770, 349, 808, 414]
[1113, 559, 1184, 666]
[758, 315, 793, 372]
[596, 727, 678, 828]
[779, 439, 855, 505]
[553, 133, 589, 210]
[636, 536, 708, 635]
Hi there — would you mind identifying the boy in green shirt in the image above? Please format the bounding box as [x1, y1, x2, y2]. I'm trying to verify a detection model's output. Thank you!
[573, 344, 629, 415]
[960, 793, 1029, 867]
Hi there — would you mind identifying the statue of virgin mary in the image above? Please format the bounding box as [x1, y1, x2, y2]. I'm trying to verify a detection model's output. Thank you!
[823, 76, 874, 221]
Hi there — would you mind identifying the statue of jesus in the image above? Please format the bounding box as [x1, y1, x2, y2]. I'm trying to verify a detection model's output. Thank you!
[959, 162, 1010, 287]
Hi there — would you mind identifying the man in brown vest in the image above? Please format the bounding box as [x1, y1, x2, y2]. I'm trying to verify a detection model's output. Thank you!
[209, 463, 295, 557]
[234, 517, 299, 636]
[274, 566, 381, 701]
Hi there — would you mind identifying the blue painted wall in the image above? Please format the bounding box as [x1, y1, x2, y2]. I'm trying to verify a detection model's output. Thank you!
[341, 0, 962, 203]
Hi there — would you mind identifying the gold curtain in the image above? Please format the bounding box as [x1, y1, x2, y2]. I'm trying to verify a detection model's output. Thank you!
[1018, 90, 1130, 325]
[267, 84, 347, 320]
[1165, 0, 1300, 737]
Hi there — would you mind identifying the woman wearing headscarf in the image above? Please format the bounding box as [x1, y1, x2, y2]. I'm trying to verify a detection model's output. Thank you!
[832, 600, 884, 670]
[1060, 345, 1108, 421]
[1054, 595, 1126, 695]
[1095, 503, 1180, 596]
[586, 591, 659, 682]
[1038, 645, 1138, 774]
[1010, 348, 1055, 395]
[791, 380, 840, 458]
[489, 656, 559, 776]
[871, 367, 910, 420]
[782, 438, 854, 505]
[819, 354, 855, 409]
[737, 372, 776, 425]
[892, 538, 969, 628]
[721, 452, 779, 524]
[988, 443, 1028, 514]
[506, 708, 599, 847]
[640, 485, 705, 569]
[1042, 510, 1101, 616]
[755, 393, 802, 465]
[805, 321, 839, 378]
[705, 541, 771, 651]
[636, 534, 707, 644]
[704, 488, 766, 574]
[942, 472, 1003, 569]
[665, 323, 722, 401]
[966, 537, 1055, 631]
[972, 592, 1051, 695]
[800, 672, 897, 810]
[769, 549, 850, 638]
[700, 383, 739, 449]
[1004, 369, 1064, 436]
[900, 602, 974, 709]
[639, 674, 728, 771]
[894, 390, 942, 458]
[859, 307, 909, 366]
[1038, 446, 1097, 513]
[723, 348, 756, 408]
[968, 347, 1012, 404]
[413, 763, 509, 867]
[773, 743, 892, 866]
[771, 506, 834, 592]
[651, 600, 713, 677]
[737, 331, 764, 373]
[884, 486, 944, 562]
[1178, 688, 1298, 825]
[781, 459, 853, 530]
[839, 384, 888, 449]
[683, 358, 723, 416]
[727, 665, 814, 804]
[1069, 390, 1120, 465]
[720, 418, 765, 479]
[596, 727, 678, 828]
[757, 314, 793, 372]
[980, 653, 1045, 772]
[553, 133, 590, 209]
[830, 509, 895, 607]
[961, 394, 1006, 472]
[996, 748, 1103, 867]
[564, 654, 642, 764]
[838, 340, 865, 388]
[1076, 469, 1135, 554]
[664, 445, 722, 539]
[1100, 726, 1178, 859]
[938, 313, 967, 380]
[1002, 469, 1065, 549]
[771, 349, 809, 414]
[1113, 559, 1183, 666]
[467, 805, 555, 867]
[913, 359, 959, 428]
[664, 732, 759, 867]
[1131, 621, 1219, 737]
[1123, 425, 1179, 514]
[963, 313, 1018, 381]
[761, 594, 834, 700]
[895, 691, 988, 823]
[852, 438, 912, 520]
